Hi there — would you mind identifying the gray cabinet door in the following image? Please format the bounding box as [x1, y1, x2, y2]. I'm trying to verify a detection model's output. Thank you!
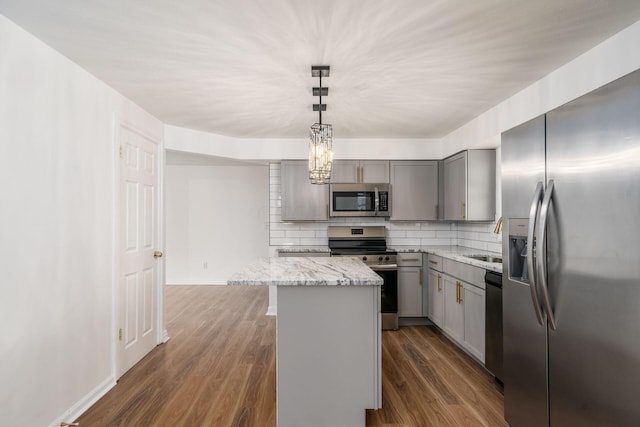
[281, 161, 329, 221]
[360, 161, 389, 183]
[462, 282, 485, 362]
[443, 152, 466, 220]
[427, 268, 444, 326]
[390, 161, 438, 220]
[443, 150, 495, 221]
[330, 160, 389, 183]
[330, 160, 359, 183]
[443, 274, 464, 342]
[398, 267, 423, 317]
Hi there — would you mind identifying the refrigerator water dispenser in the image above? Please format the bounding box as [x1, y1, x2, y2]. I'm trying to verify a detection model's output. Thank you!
[508, 218, 531, 283]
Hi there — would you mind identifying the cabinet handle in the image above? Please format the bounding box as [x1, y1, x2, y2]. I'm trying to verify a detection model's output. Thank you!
[435, 204, 439, 220]
[326, 204, 329, 219]
[461, 202, 466, 220]
[456, 281, 460, 303]
[437, 274, 442, 291]
[419, 269, 423, 285]
[403, 258, 420, 262]
[359, 166, 363, 183]
[458, 282, 464, 304]
[429, 260, 437, 265]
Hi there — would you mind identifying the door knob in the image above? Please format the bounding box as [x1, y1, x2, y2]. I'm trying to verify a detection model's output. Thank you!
[153, 251, 163, 259]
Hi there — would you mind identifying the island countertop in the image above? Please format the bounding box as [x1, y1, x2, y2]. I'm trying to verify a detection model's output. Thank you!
[227, 256, 383, 286]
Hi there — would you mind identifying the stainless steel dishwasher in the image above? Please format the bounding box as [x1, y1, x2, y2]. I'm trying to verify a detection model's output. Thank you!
[485, 270, 503, 384]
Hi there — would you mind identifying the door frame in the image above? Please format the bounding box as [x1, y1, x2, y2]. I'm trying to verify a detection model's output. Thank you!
[111, 114, 167, 379]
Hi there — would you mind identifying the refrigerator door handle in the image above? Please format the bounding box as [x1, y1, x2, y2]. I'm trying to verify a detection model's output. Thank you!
[537, 179, 558, 330]
[527, 181, 545, 325]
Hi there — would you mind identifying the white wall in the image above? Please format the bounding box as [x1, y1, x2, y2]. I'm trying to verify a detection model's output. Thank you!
[0, 15, 163, 427]
[442, 20, 640, 155]
[165, 165, 269, 284]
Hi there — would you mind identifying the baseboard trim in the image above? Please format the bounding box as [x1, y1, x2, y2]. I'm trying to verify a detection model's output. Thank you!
[398, 317, 432, 326]
[48, 375, 116, 427]
[266, 305, 277, 316]
[162, 328, 170, 343]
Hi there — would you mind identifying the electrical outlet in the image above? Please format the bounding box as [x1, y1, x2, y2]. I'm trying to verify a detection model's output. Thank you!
[203, 261, 208, 270]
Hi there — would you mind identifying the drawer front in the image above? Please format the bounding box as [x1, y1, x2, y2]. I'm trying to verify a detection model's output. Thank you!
[442, 258, 485, 289]
[398, 253, 423, 267]
[426, 254, 443, 272]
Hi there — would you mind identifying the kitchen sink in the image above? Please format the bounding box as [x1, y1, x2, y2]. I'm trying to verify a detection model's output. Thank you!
[466, 255, 502, 264]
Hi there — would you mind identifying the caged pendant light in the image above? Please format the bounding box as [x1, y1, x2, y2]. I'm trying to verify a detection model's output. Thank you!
[308, 65, 333, 184]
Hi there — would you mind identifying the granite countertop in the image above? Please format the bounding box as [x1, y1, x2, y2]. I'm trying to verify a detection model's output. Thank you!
[227, 256, 383, 286]
[391, 245, 503, 273]
[275, 245, 502, 273]
[276, 246, 331, 254]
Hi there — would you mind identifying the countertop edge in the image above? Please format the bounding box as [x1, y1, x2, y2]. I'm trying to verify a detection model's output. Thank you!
[391, 245, 503, 273]
[228, 256, 384, 286]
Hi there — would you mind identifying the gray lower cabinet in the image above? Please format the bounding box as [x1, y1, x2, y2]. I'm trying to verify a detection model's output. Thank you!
[390, 161, 439, 221]
[443, 150, 496, 221]
[281, 160, 329, 221]
[428, 255, 486, 363]
[440, 257, 486, 362]
[398, 253, 424, 317]
[331, 160, 389, 183]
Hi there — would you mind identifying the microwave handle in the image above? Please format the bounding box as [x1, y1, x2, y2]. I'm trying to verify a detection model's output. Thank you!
[374, 186, 379, 216]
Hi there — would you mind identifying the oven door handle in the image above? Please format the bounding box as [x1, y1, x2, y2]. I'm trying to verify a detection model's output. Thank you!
[369, 264, 398, 271]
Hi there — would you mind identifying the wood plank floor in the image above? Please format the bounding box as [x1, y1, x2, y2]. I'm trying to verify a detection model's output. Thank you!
[77, 285, 505, 426]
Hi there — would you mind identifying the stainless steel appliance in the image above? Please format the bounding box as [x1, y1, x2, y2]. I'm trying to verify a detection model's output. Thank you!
[329, 183, 390, 217]
[502, 69, 640, 427]
[484, 270, 503, 384]
[328, 226, 398, 330]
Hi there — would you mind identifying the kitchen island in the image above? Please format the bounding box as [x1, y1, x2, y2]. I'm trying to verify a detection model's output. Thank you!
[228, 256, 383, 427]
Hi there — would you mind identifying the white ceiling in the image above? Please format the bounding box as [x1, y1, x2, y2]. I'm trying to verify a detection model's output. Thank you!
[2, 0, 640, 139]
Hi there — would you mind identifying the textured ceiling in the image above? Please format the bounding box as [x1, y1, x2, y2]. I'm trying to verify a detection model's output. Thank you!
[2, 0, 640, 138]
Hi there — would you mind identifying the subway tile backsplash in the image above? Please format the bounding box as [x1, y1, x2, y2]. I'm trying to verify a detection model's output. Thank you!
[269, 163, 501, 252]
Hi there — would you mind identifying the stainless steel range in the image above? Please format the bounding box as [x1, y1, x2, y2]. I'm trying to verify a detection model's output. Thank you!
[328, 226, 398, 330]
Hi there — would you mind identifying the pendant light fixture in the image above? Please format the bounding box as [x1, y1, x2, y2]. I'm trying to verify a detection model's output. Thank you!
[309, 65, 333, 184]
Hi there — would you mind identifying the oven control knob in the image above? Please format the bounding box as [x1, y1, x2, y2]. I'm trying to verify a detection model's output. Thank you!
[378, 256, 383, 262]
[385, 256, 390, 261]
[362, 256, 367, 262]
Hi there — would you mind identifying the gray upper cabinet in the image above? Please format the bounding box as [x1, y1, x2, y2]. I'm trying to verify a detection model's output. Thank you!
[390, 161, 439, 221]
[331, 160, 389, 183]
[443, 150, 496, 221]
[281, 160, 329, 221]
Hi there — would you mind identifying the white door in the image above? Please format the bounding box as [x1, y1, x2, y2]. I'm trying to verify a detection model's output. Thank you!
[117, 123, 161, 377]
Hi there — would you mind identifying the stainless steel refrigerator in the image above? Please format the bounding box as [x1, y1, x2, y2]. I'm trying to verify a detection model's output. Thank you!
[502, 69, 640, 427]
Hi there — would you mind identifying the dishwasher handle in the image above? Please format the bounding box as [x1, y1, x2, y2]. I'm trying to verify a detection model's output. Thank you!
[485, 271, 503, 288]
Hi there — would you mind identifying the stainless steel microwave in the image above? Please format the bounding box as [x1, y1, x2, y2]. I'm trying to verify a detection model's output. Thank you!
[329, 183, 391, 217]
